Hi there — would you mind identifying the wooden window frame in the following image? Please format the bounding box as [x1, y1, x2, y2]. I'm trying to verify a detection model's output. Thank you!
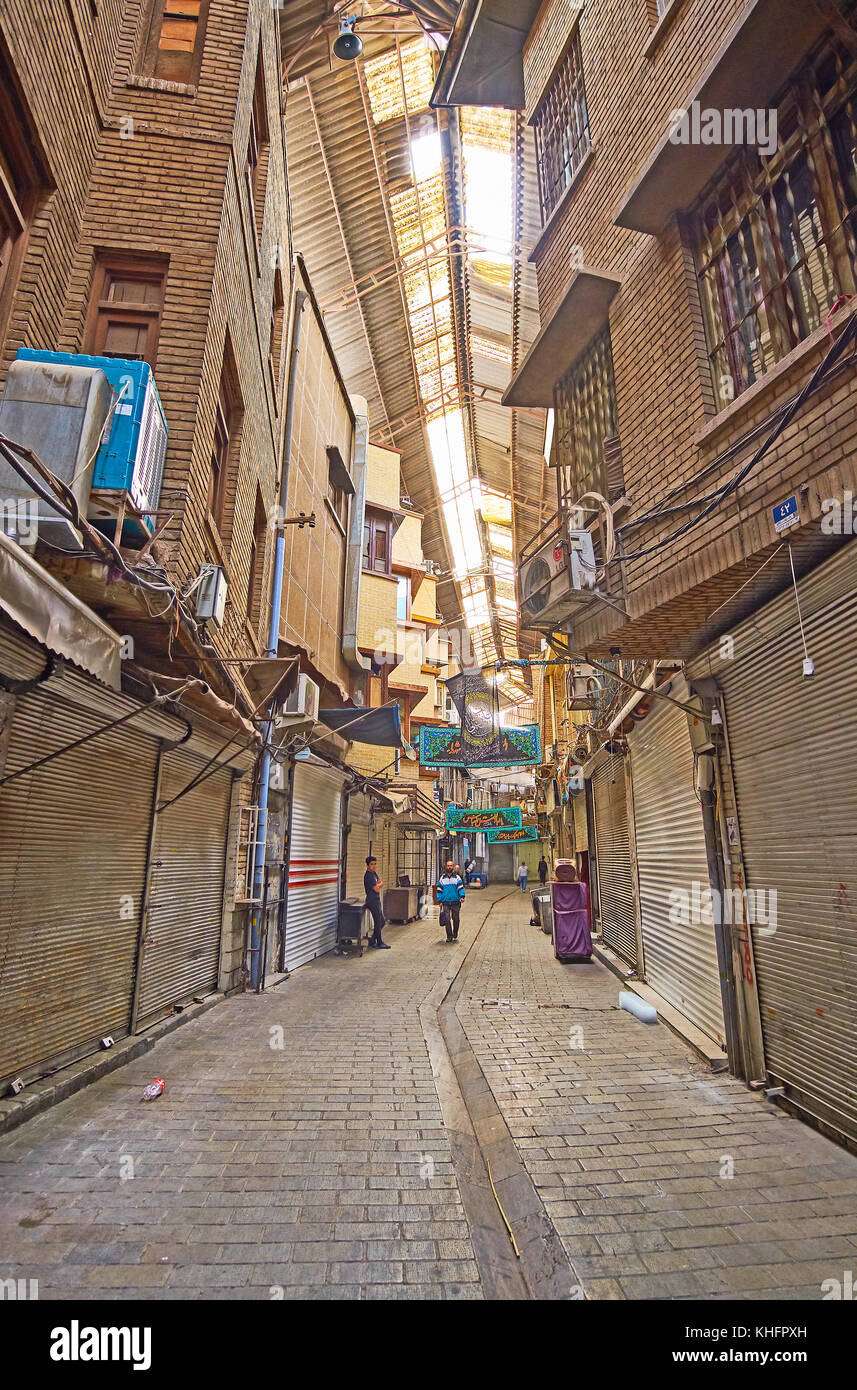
[140, 0, 211, 87]
[362, 510, 393, 576]
[246, 45, 271, 247]
[208, 341, 243, 542]
[84, 255, 167, 368]
[0, 43, 49, 340]
[247, 485, 268, 632]
[269, 267, 285, 398]
[692, 31, 857, 406]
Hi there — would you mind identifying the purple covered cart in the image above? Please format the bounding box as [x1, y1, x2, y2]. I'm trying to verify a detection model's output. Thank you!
[551, 864, 592, 963]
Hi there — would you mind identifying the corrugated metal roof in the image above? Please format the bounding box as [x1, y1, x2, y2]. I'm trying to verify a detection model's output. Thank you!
[283, 11, 548, 683]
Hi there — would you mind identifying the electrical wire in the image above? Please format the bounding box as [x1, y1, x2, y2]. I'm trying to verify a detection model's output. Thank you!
[611, 311, 857, 563]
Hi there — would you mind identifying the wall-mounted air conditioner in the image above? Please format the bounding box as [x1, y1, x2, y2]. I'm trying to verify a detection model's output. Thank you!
[518, 524, 596, 629]
[17, 350, 167, 544]
[274, 674, 320, 736]
[0, 357, 113, 550]
[195, 564, 228, 627]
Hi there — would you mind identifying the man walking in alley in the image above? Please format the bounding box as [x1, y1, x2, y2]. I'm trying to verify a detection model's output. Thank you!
[538, 854, 548, 886]
[364, 856, 390, 949]
[516, 859, 528, 893]
[437, 860, 465, 942]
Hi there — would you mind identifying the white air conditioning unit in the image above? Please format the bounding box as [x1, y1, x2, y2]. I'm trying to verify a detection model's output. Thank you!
[274, 674, 320, 736]
[518, 524, 596, 628]
[195, 564, 228, 627]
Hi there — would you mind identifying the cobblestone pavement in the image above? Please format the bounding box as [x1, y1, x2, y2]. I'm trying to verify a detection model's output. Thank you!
[1, 885, 856, 1301]
[457, 897, 857, 1300]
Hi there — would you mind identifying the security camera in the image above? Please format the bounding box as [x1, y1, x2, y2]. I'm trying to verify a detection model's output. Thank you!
[333, 15, 362, 60]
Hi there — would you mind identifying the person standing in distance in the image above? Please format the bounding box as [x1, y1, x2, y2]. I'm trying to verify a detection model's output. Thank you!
[516, 859, 528, 893]
[538, 855, 548, 887]
[364, 856, 390, 949]
[437, 860, 466, 942]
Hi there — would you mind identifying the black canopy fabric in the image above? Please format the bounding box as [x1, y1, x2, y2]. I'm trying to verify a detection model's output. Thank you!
[317, 703, 402, 746]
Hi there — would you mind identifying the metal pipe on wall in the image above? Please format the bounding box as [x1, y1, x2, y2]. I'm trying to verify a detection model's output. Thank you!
[248, 280, 308, 990]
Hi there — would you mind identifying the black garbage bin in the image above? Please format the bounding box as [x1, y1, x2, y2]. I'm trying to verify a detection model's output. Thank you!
[336, 900, 365, 956]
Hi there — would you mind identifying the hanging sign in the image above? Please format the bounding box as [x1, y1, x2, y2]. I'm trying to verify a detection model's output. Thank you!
[487, 825, 538, 843]
[446, 806, 523, 833]
[421, 724, 542, 768]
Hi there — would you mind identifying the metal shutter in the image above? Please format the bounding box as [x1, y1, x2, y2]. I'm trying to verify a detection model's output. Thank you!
[691, 540, 857, 1143]
[0, 685, 157, 1083]
[572, 791, 588, 853]
[134, 748, 231, 1027]
[345, 790, 373, 902]
[629, 693, 726, 1047]
[591, 754, 638, 966]
[286, 759, 344, 969]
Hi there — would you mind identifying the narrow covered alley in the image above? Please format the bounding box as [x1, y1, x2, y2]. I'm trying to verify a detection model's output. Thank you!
[2, 888, 854, 1303]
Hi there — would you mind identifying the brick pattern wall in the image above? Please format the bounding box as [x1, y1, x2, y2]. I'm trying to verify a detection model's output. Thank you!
[523, 0, 584, 117]
[283, 268, 355, 692]
[366, 441, 402, 511]
[524, 0, 857, 654]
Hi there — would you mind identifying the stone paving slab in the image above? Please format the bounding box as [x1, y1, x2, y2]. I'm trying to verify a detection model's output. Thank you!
[0, 897, 510, 1301]
[455, 897, 857, 1301]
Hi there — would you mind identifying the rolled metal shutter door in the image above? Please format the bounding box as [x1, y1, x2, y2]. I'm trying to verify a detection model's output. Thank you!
[628, 693, 726, 1048]
[134, 748, 231, 1027]
[345, 790, 373, 901]
[572, 792, 588, 854]
[287, 759, 344, 969]
[591, 754, 638, 966]
[0, 685, 157, 1083]
[692, 541, 857, 1143]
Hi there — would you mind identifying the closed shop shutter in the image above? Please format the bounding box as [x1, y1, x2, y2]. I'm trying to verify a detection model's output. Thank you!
[572, 792, 588, 853]
[591, 754, 638, 966]
[0, 682, 158, 1084]
[286, 758, 344, 969]
[134, 747, 232, 1028]
[689, 540, 857, 1143]
[629, 691, 726, 1048]
[345, 790, 373, 902]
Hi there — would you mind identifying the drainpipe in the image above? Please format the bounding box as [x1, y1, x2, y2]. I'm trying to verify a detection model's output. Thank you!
[249, 281, 308, 990]
[342, 393, 371, 677]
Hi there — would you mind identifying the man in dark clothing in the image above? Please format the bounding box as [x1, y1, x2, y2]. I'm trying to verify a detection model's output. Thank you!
[364, 856, 390, 949]
[538, 856, 549, 886]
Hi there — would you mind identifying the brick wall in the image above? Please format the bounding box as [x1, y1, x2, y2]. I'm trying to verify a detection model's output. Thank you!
[366, 441, 401, 510]
[520, 0, 857, 655]
[283, 263, 355, 693]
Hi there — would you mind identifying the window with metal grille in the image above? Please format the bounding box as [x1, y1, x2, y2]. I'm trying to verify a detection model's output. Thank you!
[533, 31, 590, 223]
[553, 327, 617, 509]
[397, 827, 433, 886]
[694, 31, 857, 405]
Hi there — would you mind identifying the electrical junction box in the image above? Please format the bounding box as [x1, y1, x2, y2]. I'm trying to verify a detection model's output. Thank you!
[195, 564, 227, 627]
[17, 349, 168, 542]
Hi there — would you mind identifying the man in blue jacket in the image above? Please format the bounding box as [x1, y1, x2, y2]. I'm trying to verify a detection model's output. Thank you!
[437, 860, 465, 942]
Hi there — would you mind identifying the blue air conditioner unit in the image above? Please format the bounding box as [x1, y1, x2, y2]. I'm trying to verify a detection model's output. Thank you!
[16, 349, 168, 541]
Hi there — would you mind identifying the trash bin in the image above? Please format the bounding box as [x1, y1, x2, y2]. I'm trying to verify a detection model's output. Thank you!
[532, 889, 553, 935]
[336, 900, 365, 956]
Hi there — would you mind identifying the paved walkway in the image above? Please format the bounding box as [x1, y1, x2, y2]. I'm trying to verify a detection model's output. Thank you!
[0, 886, 855, 1299]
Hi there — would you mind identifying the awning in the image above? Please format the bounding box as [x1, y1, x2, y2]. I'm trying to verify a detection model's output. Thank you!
[326, 445, 355, 497]
[432, 0, 541, 108]
[318, 702, 402, 746]
[614, 0, 827, 235]
[502, 269, 621, 407]
[0, 530, 122, 689]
